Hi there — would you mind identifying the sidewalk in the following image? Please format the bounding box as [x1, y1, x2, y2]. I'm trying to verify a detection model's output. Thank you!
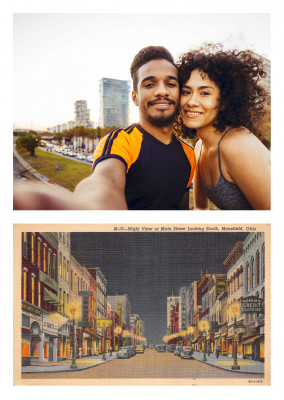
[192, 351, 264, 374]
[22, 353, 118, 374]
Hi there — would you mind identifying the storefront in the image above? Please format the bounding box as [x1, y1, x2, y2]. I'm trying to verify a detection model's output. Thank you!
[42, 314, 58, 362]
[57, 322, 70, 360]
[21, 302, 42, 366]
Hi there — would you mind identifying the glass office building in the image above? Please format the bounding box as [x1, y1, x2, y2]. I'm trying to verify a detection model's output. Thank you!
[99, 78, 131, 128]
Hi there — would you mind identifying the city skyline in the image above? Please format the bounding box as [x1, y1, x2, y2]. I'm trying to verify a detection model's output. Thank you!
[71, 231, 249, 343]
[13, 13, 270, 130]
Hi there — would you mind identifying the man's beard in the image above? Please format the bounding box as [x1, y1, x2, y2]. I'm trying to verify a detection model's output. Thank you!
[145, 105, 179, 128]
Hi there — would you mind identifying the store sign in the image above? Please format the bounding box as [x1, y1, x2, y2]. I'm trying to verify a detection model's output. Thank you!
[242, 296, 264, 314]
[96, 318, 112, 328]
[216, 279, 226, 296]
[43, 315, 58, 335]
[22, 300, 41, 316]
[180, 288, 187, 330]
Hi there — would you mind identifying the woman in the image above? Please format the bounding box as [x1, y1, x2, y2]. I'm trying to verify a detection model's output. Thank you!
[176, 48, 271, 210]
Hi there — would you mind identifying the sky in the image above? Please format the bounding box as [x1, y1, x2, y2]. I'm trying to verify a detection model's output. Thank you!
[13, 13, 270, 131]
[71, 231, 249, 343]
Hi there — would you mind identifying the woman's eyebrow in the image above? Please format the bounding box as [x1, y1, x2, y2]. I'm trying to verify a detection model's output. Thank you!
[182, 84, 214, 89]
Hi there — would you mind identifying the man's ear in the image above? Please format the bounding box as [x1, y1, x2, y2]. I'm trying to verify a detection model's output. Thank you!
[132, 91, 139, 106]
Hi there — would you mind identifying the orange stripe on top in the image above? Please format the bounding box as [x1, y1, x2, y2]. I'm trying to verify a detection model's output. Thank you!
[177, 138, 196, 188]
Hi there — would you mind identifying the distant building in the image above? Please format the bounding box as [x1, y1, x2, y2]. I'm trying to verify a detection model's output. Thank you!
[99, 78, 131, 128]
[166, 289, 181, 334]
[107, 294, 131, 330]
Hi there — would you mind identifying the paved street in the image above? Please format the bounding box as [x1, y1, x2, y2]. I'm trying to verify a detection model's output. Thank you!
[22, 349, 265, 380]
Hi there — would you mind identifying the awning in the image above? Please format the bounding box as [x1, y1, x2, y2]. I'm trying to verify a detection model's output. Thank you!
[44, 287, 62, 305]
[242, 335, 261, 345]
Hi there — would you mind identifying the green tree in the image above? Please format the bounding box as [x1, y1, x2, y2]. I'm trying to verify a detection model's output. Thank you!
[16, 132, 41, 156]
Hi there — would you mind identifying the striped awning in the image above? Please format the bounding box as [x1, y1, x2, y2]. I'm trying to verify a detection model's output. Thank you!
[44, 287, 61, 305]
[242, 335, 261, 345]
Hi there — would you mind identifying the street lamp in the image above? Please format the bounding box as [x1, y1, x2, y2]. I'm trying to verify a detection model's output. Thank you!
[67, 302, 79, 369]
[198, 320, 209, 362]
[229, 301, 241, 371]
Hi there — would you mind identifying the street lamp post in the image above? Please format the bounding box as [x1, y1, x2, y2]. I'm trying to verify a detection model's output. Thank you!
[198, 320, 209, 362]
[70, 306, 77, 369]
[230, 302, 241, 371]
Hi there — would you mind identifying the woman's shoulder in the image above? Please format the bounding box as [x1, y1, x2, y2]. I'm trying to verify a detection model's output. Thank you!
[220, 127, 269, 157]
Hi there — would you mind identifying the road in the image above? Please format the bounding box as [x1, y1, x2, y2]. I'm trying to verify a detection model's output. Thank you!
[22, 349, 264, 380]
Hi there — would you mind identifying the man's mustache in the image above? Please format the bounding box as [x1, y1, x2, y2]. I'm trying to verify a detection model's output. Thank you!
[148, 98, 176, 106]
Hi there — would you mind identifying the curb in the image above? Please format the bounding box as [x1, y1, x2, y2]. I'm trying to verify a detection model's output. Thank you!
[22, 356, 117, 374]
[193, 356, 264, 375]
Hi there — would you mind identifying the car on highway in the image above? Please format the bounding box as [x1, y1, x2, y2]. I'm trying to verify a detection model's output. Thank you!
[117, 348, 132, 359]
[86, 155, 93, 163]
[180, 346, 194, 359]
[76, 153, 86, 160]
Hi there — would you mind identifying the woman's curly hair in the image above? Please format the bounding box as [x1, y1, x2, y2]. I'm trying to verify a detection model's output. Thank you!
[174, 46, 270, 140]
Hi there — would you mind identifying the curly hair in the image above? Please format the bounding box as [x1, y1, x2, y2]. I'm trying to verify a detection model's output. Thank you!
[175, 47, 270, 139]
[130, 46, 175, 92]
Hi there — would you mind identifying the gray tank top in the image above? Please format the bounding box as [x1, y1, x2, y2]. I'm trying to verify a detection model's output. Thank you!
[198, 128, 253, 210]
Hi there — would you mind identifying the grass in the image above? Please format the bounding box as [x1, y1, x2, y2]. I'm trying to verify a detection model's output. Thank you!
[18, 148, 92, 191]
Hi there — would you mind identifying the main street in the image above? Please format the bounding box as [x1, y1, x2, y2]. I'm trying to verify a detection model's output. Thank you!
[22, 349, 264, 380]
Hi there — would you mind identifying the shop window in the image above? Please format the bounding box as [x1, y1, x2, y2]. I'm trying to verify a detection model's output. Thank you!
[21, 338, 30, 357]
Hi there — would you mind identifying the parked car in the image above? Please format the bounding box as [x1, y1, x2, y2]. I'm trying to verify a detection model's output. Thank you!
[117, 348, 131, 359]
[180, 346, 194, 359]
[156, 345, 166, 352]
[68, 150, 76, 157]
[135, 345, 144, 354]
[76, 153, 86, 160]
[167, 344, 176, 353]
[174, 346, 183, 356]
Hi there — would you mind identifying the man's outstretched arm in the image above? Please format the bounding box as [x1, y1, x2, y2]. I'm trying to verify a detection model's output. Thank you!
[73, 158, 128, 210]
[14, 158, 128, 210]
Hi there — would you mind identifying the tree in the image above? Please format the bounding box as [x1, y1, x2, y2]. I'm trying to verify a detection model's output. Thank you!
[16, 132, 41, 156]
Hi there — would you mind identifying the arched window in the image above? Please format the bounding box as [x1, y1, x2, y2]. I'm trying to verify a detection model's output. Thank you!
[246, 262, 250, 292]
[256, 250, 260, 285]
[23, 268, 28, 301]
[251, 257, 255, 289]
[31, 233, 35, 264]
[22, 233, 27, 258]
[261, 244, 265, 281]
[43, 244, 47, 272]
[37, 238, 41, 267]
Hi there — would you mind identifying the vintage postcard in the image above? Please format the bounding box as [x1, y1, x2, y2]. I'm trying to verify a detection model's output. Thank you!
[13, 223, 270, 386]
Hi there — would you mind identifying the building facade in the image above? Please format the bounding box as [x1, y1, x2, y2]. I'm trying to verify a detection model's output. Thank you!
[99, 78, 131, 127]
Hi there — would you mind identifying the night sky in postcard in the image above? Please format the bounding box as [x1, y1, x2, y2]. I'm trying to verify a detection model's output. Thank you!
[71, 232, 248, 343]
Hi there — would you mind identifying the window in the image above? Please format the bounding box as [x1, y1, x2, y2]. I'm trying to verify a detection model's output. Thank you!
[71, 270, 73, 291]
[74, 274, 77, 294]
[31, 234, 35, 264]
[37, 239, 41, 267]
[43, 245, 47, 272]
[261, 244, 265, 281]
[53, 254, 56, 277]
[58, 252, 62, 276]
[63, 291, 66, 314]
[23, 269, 27, 301]
[47, 249, 51, 276]
[38, 282, 41, 308]
[59, 288, 62, 312]
[63, 256, 66, 280]
[66, 260, 69, 282]
[22, 233, 27, 258]
[256, 251, 260, 285]
[251, 257, 254, 289]
[246, 262, 250, 292]
[31, 274, 35, 305]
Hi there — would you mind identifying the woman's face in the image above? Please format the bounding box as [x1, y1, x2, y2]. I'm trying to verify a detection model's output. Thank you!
[180, 69, 221, 132]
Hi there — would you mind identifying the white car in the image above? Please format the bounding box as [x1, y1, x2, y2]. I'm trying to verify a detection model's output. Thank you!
[87, 155, 94, 163]
[68, 150, 76, 157]
[76, 153, 86, 160]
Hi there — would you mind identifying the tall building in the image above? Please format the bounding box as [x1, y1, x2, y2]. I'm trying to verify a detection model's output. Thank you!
[107, 294, 131, 330]
[99, 78, 131, 128]
[166, 289, 181, 334]
[74, 100, 94, 128]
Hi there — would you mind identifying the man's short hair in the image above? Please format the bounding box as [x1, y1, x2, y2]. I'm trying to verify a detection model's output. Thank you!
[130, 46, 175, 92]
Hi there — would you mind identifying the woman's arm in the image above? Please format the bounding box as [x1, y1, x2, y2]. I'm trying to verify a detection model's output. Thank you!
[222, 134, 271, 210]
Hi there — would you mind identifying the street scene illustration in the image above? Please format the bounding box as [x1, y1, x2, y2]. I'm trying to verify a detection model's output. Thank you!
[16, 228, 268, 383]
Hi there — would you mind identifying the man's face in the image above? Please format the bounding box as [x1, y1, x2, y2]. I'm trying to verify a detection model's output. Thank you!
[132, 59, 180, 128]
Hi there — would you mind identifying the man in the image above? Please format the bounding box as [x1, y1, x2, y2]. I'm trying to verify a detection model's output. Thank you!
[14, 46, 196, 210]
